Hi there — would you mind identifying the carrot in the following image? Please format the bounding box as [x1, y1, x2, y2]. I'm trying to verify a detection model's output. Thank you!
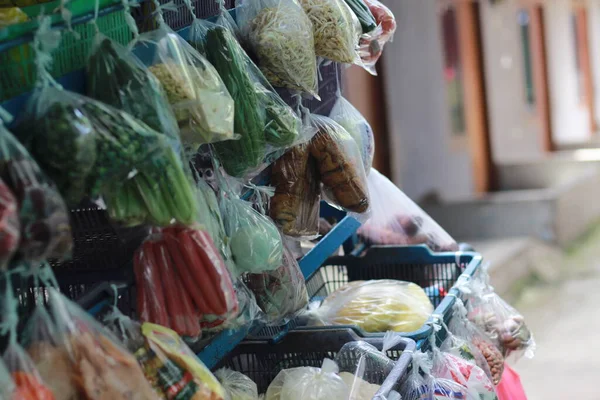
[163, 229, 211, 315]
[177, 229, 227, 315]
[133, 250, 150, 322]
[141, 241, 170, 327]
[170, 248, 202, 338]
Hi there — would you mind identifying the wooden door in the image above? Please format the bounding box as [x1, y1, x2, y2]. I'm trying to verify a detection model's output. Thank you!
[573, 5, 597, 134]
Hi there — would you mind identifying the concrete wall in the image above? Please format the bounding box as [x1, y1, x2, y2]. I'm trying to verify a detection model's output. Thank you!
[479, 0, 544, 163]
[545, 0, 591, 144]
[381, 0, 473, 201]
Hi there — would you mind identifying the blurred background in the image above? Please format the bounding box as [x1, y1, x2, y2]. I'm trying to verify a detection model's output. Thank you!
[343, 0, 600, 397]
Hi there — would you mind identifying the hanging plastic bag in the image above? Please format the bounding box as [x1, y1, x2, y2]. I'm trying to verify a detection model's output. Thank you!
[358, 0, 396, 75]
[0, 358, 16, 400]
[496, 365, 528, 400]
[189, 14, 302, 177]
[217, 279, 265, 331]
[0, 113, 71, 262]
[308, 280, 433, 333]
[141, 322, 227, 400]
[3, 342, 55, 400]
[329, 96, 374, 175]
[308, 114, 370, 215]
[235, 0, 319, 97]
[299, 0, 361, 64]
[269, 141, 320, 238]
[400, 350, 468, 400]
[342, 0, 376, 34]
[265, 358, 349, 400]
[246, 244, 308, 324]
[215, 368, 259, 400]
[357, 169, 458, 251]
[0, 176, 20, 270]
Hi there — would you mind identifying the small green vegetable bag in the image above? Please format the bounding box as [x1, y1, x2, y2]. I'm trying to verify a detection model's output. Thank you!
[235, 0, 319, 98]
[131, 3, 235, 148]
[188, 9, 302, 178]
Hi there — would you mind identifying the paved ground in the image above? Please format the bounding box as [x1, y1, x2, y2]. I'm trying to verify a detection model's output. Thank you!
[510, 226, 600, 399]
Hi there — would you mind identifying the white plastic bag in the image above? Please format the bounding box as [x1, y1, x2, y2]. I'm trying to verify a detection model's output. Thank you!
[358, 169, 458, 251]
[215, 368, 259, 400]
[329, 96, 374, 175]
[265, 358, 349, 400]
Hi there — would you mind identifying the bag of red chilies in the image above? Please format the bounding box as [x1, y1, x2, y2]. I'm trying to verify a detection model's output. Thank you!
[133, 225, 239, 339]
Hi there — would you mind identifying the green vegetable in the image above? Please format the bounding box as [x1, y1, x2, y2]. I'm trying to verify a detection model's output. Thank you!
[264, 97, 301, 147]
[343, 0, 376, 34]
[202, 25, 266, 177]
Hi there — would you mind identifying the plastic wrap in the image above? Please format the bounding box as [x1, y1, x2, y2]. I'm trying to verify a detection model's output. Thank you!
[134, 225, 239, 334]
[357, 169, 458, 251]
[329, 96, 374, 175]
[133, 25, 235, 146]
[189, 17, 302, 177]
[215, 368, 259, 400]
[299, 0, 361, 64]
[400, 351, 468, 400]
[0, 177, 19, 270]
[46, 288, 160, 400]
[269, 142, 320, 238]
[141, 323, 227, 400]
[308, 114, 370, 215]
[358, 0, 396, 75]
[221, 194, 283, 275]
[246, 244, 308, 324]
[0, 120, 71, 262]
[308, 280, 433, 333]
[236, 0, 319, 97]
[265, 358, 349, 400]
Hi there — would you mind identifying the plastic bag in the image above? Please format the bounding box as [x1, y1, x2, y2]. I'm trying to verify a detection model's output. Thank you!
[46, 288, 160, 400]
[221, 193, 283, 275]
[432, 350, 498, 400]
[265, 358, 349, 400]
[329, 96, 374, 175]
[299, 0, 361, 64]
[219, 279, 265, 331]
[308, 280, 433, 333]
[0, 7, 27, 27]
[236, 0, 319, 97]
[269, 142, 320, 237]
[133, 24, 235, 146]
[357, 169, 458, 251]
[3, 341, 55, 400]
[189, 16, 302, 177]
[134, 225, 238, 335]
[87, 33, 181, 153]
[0, 358, 16, 400]
[308, 114, 370, 215]
[496, 365, 528, 400]
[0, 177, 19, 270]
[400, 351, 468, 400]
[0, 119, 71, 262]
[246, 244, 308, 324]
[358, 0, 396, 75]
[141, 322, 227, 400]
[215, 368, 259, 400]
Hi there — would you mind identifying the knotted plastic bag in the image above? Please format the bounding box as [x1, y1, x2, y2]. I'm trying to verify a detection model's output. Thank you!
[235, 0, 319, 97]
[265, 358, 349, 400]
[308, 114, 370, 216]
[308, 280, 433, 333]
[358, 169, 458, 251]
[329, 96, 374, 175]
[215, 368, 259, 400]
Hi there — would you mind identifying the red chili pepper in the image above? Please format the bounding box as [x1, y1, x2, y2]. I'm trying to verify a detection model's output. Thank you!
[12, 372, 55, 400]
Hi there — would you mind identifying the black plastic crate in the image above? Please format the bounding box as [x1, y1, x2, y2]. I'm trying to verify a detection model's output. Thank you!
[217, 328, 415, 397]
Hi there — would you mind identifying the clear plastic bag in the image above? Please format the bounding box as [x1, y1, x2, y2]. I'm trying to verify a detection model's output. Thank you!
[400, 350, 468, 400]
[46, 288, 160, 400]
[308, 114, 370, 215]
[329, 96, 374, 176]
[221, 193, 284, 275]
[308, 280, 433, 333]
[189, 15, 302, 178]
[0, 120, 71, 262]
[269, 142, 320, 238]
[133, 25, 235, 146]
[87, 33, 181, 153]
[215, 368, 259, 400]
[299, 0, 361, 64]
[0, 177, 20, 270]
[235, 0, 319, 97]
[358, 0, 396, 75]
[246, 244, 308, 324]
[3, 341, 55, 400]
[265, 358, 349, 400]
[0, 358, 16, 400]
[357, 169, 458, 251]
